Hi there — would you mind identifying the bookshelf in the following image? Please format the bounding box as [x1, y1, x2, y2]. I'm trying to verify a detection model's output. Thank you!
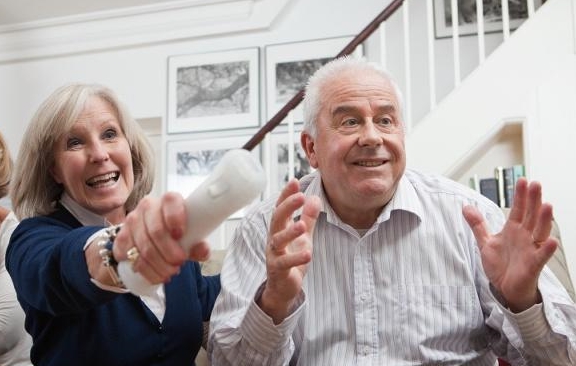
[444, 119, 526, 189]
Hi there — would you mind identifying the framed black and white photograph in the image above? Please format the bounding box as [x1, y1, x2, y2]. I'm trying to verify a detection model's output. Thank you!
[265, 36, 363, 124]
[167, 48, 260, 133]
[166, 135, 261, 218]
[268, 131, 315, 195]
[433, 0, 545, 39]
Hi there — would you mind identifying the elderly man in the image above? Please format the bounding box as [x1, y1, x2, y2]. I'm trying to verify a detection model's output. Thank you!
[208, 57, 576, 365]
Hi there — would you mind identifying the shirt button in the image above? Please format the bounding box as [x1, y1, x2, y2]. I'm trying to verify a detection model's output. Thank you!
[157, 325, 164, 333]
[360, 294, 367, 301]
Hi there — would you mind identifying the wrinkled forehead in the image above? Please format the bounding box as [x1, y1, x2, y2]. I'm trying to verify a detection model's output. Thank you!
[321, 69, 400, 109]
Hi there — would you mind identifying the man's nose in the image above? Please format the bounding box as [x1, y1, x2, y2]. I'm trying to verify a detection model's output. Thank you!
[358, 121, 382, 146]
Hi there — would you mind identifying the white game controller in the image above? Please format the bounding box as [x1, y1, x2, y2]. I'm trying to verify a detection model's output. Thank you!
[118, 148, 267, 296]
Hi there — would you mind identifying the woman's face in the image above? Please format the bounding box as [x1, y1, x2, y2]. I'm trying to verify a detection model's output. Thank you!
[51, 96, 134, 223]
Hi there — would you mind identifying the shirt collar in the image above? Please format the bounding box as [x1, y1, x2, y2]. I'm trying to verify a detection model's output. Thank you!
[299, 169, 424, 226]
[376, 171, 424, 223]
[296, 170, 327, 219]
[59, 192, 109, 227]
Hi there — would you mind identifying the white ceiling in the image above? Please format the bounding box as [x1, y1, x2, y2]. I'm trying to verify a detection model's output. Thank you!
[0, 0, 182, 27]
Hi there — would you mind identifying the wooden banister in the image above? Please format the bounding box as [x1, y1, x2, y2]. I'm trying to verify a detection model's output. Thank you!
[242, 0, 405, 151]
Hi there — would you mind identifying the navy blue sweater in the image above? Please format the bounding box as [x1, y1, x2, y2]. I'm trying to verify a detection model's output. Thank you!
[6, 206, 220, 365]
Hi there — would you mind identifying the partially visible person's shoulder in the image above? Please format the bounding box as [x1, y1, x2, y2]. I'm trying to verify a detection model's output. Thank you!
[0, 211, 19, 256]
[0, 211, 18, 234]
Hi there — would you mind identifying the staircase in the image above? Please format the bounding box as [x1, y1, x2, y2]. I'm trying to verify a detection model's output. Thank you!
[406, 0, 575, 179]
[404, 0, 576, 285]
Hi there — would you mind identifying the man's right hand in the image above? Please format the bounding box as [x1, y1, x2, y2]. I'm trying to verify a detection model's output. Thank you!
[257, 179, 321, 324]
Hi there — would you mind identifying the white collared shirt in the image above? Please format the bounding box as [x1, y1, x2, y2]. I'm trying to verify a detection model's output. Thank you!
[209, 170, 576, 365]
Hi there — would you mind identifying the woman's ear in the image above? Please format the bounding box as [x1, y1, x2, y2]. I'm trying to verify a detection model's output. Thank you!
[300, 132, 318, 169]
[50, 164, 63, 184]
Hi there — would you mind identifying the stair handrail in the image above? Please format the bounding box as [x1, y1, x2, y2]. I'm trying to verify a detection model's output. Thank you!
[242, 0, 405, 151]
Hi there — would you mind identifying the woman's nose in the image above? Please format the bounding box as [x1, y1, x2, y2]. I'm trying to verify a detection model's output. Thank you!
[89, 141, 110, 163]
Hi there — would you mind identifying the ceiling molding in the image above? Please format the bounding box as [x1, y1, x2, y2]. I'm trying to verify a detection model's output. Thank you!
[0, 0, 290, 63]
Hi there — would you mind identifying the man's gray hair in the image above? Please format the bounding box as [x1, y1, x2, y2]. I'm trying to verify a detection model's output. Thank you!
[302, 56, 404, 138]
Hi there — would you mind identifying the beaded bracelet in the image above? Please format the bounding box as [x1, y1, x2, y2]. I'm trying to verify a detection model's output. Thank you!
[96, 224, 125, 288]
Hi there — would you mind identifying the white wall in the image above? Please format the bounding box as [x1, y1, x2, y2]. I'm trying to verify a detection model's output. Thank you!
[528, 56, 576, 287]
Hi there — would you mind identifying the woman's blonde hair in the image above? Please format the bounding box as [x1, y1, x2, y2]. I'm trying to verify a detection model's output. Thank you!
[11, 83, 155, 219]
[0, 131, 13, 199]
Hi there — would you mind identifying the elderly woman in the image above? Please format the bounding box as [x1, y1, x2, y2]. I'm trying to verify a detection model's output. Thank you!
[6, 83, 220, 366]
[0, 131, 32, 365]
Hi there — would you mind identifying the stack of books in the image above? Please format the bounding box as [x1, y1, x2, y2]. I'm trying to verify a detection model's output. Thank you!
[469, 164, 525, 208]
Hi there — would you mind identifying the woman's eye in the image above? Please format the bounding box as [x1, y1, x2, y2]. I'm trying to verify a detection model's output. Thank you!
[66, 138, 81, 149]
[103, 129, 117, 139]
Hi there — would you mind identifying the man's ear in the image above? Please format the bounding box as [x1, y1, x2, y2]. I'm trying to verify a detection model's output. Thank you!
[301, 132, 318, 169]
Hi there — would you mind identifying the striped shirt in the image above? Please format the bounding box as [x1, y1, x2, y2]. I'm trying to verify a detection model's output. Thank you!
[209, 169, 576, 365]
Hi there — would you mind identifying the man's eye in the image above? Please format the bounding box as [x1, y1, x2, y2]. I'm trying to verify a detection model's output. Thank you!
[377, 117, 392, 126]
[342, 118, 358, 126]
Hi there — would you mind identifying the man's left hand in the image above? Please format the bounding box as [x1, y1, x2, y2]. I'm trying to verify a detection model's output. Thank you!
[463, 178, 558, 312]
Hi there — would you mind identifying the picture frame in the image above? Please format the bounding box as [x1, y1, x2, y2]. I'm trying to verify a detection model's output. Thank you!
[265, 36, 363, 124]
[167, 48, 260, 133]
[433, 0, 544, 39]
[166, 135, 262, 218]
[268, 130, 315, 195]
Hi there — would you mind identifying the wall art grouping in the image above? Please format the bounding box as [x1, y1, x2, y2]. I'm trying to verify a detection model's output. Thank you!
[167, 48, 260, 134]
[164, 36, 364, 204]
[166, 35, 363, 134]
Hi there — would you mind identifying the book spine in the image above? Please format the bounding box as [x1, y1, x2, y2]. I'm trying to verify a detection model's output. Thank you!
[503, 167, 515, 207]
[494, 166, 505, 208]
[512, 164, 525, 184]
[480, 178, 500, 206]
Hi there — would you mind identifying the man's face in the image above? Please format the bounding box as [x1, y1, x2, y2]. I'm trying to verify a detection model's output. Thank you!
[301, 69, 406, 226]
